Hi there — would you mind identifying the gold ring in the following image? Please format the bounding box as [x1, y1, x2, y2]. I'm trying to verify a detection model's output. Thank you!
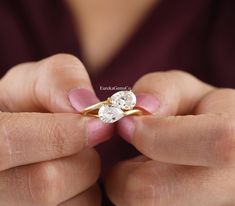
[80, 90, 146, 123]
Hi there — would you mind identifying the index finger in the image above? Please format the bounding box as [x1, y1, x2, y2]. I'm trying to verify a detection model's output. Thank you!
[133, 70, 214, 115]
[0, 54, 98, 113]
[118, 70, 219, 166]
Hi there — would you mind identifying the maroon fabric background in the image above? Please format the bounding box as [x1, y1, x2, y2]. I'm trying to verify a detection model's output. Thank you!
[0, 0, 235, 205]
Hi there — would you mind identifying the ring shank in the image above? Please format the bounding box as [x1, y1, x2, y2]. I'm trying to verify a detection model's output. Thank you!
[80, 98, 147, 118]
[124, 109, 144, 116]
[81, 100, 108, 116]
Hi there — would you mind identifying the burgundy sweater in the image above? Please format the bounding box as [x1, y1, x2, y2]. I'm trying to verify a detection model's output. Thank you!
[0, 0, 235, 205]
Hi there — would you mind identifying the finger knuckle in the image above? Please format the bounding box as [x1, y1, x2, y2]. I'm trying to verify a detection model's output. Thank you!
[41, 53, 85, 74]
[37, 54, 87, 86]
[43, 115, 67, 156]
[137, 70, 189, 82]
[134, 70, 193, 91]
[133, 71, 168, 93]
[212, 114, 235, 166]
[167, 70, 200, 86]
[41, 114, 88, 157]
[0, 114, 22, 171]
[34, 54, 88, 108]
[45, 114, 87, 156]
[167, 69, 190, 77]
[28, 162, 61, 205]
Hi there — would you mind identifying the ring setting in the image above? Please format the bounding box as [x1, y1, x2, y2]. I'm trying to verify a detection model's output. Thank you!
[81, 90, 145, 123]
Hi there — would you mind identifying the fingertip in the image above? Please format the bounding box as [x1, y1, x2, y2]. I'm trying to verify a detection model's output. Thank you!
[135, 93, 160, 114]
[68, 88, 100, 112]
[36, 54, 97, 113]
[86, 118, 114, 147]
[117, 116, 135, 143]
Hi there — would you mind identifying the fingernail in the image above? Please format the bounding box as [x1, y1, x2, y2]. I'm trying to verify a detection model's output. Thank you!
[68, 88, 99, 112]
[136, 93, 160, 113]
[118, 117, 135, 143]
[86, 119, 113, 147]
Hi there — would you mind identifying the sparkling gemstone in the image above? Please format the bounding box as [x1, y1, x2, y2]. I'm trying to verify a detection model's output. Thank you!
[98, 105, 124, 123]
[110, 91, 136, 110]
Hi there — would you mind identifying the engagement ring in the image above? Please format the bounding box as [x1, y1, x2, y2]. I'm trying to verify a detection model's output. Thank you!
[81, 91, 146, 123]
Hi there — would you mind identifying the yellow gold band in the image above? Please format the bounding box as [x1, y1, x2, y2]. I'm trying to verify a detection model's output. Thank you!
[80, 90, 145, 123]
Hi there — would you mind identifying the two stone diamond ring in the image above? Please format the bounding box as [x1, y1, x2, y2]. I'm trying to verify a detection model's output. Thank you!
[81, 90, 146, 123]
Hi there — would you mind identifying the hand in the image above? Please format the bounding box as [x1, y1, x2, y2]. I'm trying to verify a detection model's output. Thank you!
[0, 54, 113, 206]
[106, 70, 235, 205]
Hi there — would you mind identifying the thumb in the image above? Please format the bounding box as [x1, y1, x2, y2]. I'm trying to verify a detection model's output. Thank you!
[0, 54, 99, 112]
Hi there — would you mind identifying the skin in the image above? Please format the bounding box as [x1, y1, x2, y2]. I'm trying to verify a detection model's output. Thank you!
[66, 0, 157, 72]
[0, 54, 113, 206]
[1, 1, 157, 204]
[2, 1, 235, 205]
[3, 56, 235, 205]
[105, 71, 235, 206]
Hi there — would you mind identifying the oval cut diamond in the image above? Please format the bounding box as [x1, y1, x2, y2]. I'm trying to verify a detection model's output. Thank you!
[98, 105, 124, 123]
[110, 91, 136, 110]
